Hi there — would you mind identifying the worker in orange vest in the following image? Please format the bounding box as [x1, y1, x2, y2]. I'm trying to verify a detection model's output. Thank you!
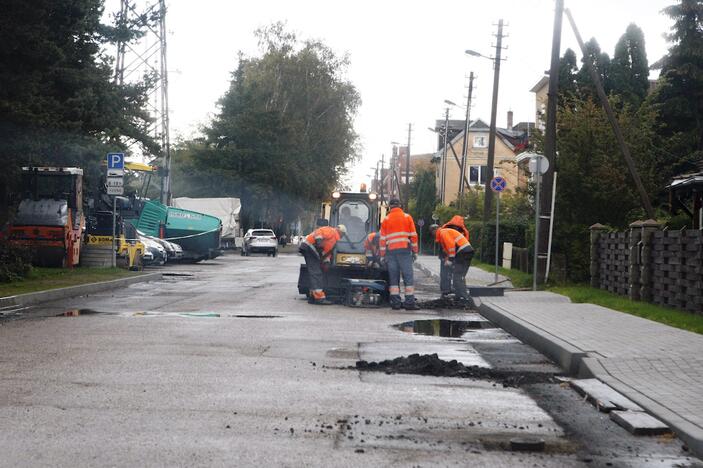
[380, 199, 420, 310]
[442, 215, 469, 241]
[299, 224, 347, 305]
[430, 223, 474, 302]
[364, 231, 381, 268]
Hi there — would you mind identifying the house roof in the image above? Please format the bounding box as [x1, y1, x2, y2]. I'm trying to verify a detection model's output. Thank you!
[530, 75, 549, 93]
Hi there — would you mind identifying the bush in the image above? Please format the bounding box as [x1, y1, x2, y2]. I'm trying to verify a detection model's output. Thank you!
[0, 239, 32, 283]
[470, 220, 528, 264]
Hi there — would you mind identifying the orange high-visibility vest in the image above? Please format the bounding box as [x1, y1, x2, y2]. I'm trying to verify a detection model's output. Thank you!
[364, 232, 380, 258]
[380, 207, 418, 256]
[303, 226, 340, 258]
[435, 227, 471, 259]
[442, 215, 470, 242]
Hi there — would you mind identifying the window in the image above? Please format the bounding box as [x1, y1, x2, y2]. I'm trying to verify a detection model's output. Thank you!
[473, 135, 487, 148]
[337, 201, 370, 242]
[469, 165, 488, 185]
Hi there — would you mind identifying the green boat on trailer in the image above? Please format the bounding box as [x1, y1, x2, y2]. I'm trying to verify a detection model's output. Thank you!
[135, 200, 222, 262]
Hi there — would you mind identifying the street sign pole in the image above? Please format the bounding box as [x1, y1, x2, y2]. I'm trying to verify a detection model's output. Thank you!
[495, 192, 500, 283]
[489, 176, 507, 284]
[112, 196, 117, 268]
[533, 157, 541, 291]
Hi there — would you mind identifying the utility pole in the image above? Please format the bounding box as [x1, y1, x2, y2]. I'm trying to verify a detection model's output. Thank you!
[481, 19, 506, 260]
[459, 72, 475, 208]
[380, 154, 385, 203]
[405, 123, 412, 207]
[536, 0, 564, 284]
[441, 107, 450, 205]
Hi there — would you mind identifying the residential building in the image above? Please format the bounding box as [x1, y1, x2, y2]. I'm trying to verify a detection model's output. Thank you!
[435, 114, 532, 205]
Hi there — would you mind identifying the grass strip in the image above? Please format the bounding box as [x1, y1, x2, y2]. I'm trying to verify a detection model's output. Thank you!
[0, 267, 137, 298]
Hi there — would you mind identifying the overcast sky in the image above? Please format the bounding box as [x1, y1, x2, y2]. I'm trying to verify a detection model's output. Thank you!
[146, 0, 674, 187]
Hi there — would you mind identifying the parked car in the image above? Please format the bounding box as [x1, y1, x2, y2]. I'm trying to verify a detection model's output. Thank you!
[137, 231, 167, 266]
[241, 229, 278, 257]
[147, 235, 184, 262]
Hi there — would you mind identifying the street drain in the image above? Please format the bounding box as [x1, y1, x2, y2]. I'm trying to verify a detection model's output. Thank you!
[394, 319, 496, 337]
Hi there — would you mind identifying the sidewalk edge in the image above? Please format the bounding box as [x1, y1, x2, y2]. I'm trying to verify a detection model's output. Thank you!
[474, 297, 588, 375]
[0, 272, 163, 308]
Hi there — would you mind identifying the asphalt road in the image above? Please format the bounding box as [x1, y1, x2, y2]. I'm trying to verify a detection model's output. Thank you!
[0, 253, 700, 467]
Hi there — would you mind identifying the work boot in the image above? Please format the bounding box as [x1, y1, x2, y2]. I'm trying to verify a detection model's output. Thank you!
[402, 302, 421, 310]
[312, 298, 334, 305]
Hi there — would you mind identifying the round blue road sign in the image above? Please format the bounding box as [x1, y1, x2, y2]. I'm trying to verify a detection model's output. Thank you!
[490, 176, 507, 193]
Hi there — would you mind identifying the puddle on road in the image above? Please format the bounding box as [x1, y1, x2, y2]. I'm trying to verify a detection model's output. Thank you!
[394, 319, 496, 338]
[57, 309, 117, 317]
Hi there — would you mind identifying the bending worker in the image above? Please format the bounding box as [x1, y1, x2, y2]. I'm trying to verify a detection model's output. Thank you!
[299, 224, 347, 305]
[430, 223, 474, 303]
[380, 199, 420, 310]
[364, 230, 381, 268]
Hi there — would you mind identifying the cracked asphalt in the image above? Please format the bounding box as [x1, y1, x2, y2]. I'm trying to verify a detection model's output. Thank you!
[0, 253, 700, 467]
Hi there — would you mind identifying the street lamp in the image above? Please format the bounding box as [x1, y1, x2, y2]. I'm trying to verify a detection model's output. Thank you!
[465, 19, 505, 262]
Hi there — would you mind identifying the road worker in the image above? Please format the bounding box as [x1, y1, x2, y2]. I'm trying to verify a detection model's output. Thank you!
[430, 223, 475, 303]
[299, 224, 347, 305]
[364, 231, 381, 268]
[380, 199, 420, 310]
[442, 215, 469, 241]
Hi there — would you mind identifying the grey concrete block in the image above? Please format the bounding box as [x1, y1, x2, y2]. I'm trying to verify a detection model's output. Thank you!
[570, 378, 644, 413]
[610, 410, 671, 436]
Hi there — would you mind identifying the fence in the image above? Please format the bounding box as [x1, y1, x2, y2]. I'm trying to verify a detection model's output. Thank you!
[590, 221, 703, 314]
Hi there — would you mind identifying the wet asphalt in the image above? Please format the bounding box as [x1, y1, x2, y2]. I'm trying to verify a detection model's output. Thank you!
[0, 253, 701, 467]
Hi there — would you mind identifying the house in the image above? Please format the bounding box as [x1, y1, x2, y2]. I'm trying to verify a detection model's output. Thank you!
[435, 113, 532, 205]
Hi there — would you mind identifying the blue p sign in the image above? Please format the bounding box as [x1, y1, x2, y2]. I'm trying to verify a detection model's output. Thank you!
[107, 152, 124, 170]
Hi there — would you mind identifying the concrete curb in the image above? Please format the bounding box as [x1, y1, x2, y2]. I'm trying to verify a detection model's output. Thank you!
[0, 272, 163, 308]
[474, 297, 588, 375]
[580, 357, 703, 456]
[414, 262, 439, 282]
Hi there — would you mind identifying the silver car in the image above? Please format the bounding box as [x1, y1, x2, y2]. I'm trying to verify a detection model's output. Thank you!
[242, 229, 278, 257]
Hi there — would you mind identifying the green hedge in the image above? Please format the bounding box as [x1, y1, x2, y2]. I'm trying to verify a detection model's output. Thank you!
[0, 239, 32, 283]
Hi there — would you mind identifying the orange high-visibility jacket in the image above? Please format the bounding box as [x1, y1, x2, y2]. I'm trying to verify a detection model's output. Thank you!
[304, 226, 340, 258]
[442, 215, 469, 242]
[380, 207, 418, 256]
[435, 227, 472, 259]
[364, 231, 380, 259]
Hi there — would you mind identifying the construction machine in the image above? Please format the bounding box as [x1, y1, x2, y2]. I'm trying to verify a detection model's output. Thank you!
[297, 188, 389, 304]
[7, 167, 84, 267]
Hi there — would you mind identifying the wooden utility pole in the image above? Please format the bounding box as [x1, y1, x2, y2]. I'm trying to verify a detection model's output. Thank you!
[405, 123, 412, 207]
[536, 0, 564, 283]
[459, 72, 475, 208]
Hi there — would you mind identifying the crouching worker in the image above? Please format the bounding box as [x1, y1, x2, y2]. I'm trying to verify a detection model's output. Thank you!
[429, 223, 475, 303]
[364, 231, 381, 268]
[299, 224, 347, 305]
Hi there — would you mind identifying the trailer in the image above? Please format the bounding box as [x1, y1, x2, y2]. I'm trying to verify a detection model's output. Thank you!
[171, 197, 240, 249]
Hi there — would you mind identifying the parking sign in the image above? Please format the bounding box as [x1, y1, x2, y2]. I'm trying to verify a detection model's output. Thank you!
[107, 152, 124, 176]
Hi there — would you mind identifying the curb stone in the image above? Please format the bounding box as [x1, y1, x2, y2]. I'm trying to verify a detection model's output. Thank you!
[0, 272, 163, 308]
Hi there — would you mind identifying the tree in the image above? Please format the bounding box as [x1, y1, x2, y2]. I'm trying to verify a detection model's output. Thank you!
[651, 0, 703, 175]
[611, 24, 650, 108]
[575, 38, 612, 99]
[558, 48, 579, 100]
[190, 23, 360, 229]
[407, 166, 437, 246]
[0, 0, 158, 221]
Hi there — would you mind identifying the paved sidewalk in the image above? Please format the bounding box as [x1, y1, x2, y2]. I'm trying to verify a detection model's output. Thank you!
[414, 254, 513, 288]
[472, 291, 703, 456]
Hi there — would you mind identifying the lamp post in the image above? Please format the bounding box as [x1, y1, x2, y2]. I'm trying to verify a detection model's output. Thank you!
[466, 18, 505, 261]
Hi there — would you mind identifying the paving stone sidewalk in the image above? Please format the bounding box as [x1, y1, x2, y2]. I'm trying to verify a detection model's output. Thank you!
[473, 291, 703, 457]
[414, 254, 513, 288]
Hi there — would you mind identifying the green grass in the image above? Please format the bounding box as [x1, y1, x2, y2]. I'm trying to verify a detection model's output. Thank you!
[550, 284, 703, 335]
[471, 261, 703, 334]
[472, 260, 533, 288]
[0, 267, 137, 298]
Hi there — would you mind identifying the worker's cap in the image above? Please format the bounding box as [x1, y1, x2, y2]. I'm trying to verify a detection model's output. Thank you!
[429, 224, 440, 231]
[336, 224, 347, 234]
[389, 198, 401, 207]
